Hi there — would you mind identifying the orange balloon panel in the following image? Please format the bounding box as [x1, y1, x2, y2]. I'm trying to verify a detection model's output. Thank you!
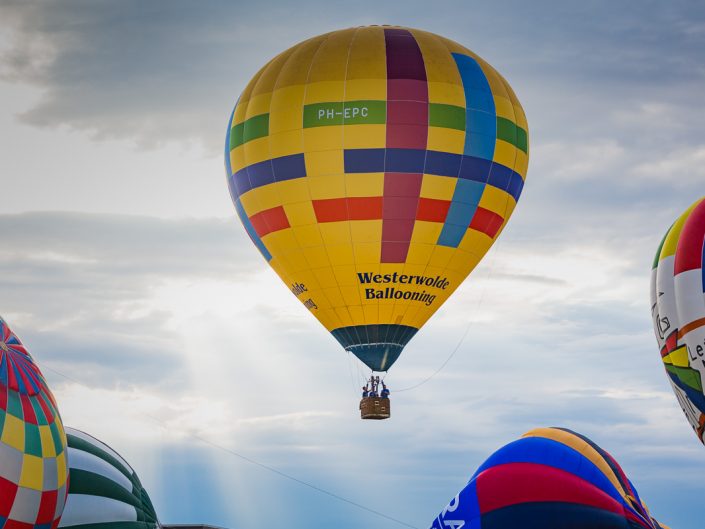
[225, 26, 529, 371]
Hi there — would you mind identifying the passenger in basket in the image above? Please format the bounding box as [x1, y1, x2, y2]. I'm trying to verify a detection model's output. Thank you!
[369, 378, 378, 398]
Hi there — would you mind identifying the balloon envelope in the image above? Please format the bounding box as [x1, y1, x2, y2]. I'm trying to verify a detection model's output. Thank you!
[59, 427, 160, 529]
[225, 25, 528, 371]
[0, 317, 68, 527]
[650, 197, 705, 444]
[431, 427, 667, 529]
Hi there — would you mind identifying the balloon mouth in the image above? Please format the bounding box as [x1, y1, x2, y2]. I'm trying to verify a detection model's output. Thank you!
[0, 341, 8, 352]
[332, 324, 418, 371]
[345, 342, 405, 372]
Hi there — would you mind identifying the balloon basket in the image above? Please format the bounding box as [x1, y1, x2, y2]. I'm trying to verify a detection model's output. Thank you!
[360, 396, 391, 420]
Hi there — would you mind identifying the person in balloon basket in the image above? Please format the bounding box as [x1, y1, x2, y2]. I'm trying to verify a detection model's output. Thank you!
[381, 381, 390, 399]
[361, 384, 369, 398]
[369, 376, 380, 397]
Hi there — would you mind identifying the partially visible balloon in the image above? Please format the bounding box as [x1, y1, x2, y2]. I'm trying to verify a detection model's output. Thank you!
[431, 427, 668, 529]
[59, 428, 160, 529]
[651, 197, 705, 444]
[0, 317, 69, 527]
[225, 25, 528, 372]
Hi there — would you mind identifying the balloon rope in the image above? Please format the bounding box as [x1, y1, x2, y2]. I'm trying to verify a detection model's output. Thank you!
[42, 365, 420, 529]
[392, 236, 503, 393]
[346, 351, 359, 396]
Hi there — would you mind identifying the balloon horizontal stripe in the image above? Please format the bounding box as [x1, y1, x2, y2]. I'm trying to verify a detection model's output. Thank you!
[416, 198, 450, 222]
[247, 196, 505, 241]
[468, 208, 504, 238]
[62, 428, 159, 529]
[476, 502, 640, 529]
[69, 469, 142, 510]
[428, 103, 466, 131]
[312, 197, 383, 222]
[249, 206, 290, 238]
[342, 148, 524, 202]
[230, 153, 307, 196]
[229, 103, 527, 151]
[497, 117, 528, 152]
[469, 437, 628, 508]
[67, 435, 134, 485]
[60, 496, 141, 528]
[229, 113, 269, 149]
[678, 316, 705, 339]
[229, 149, 523, 203]
[475, 462, 626, 515]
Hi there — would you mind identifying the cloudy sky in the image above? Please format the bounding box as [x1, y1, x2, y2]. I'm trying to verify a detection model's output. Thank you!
[1, 1, 704, 527]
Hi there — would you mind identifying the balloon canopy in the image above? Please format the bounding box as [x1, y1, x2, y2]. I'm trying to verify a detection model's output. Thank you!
[59, 427, 160, 529]
[651, 197, 705, 444]
[225, 25, 528, 371]
[431, 427, 667, 529]
[0, 317, 68, 528]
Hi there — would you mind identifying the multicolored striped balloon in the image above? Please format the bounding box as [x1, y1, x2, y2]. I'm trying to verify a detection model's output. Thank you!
[651, 197, 705, 444]
[225, 26, 528, 372]
[0, 317, 68, 528]
[59, 428, 160, 529]
[431, 427, 668, 529]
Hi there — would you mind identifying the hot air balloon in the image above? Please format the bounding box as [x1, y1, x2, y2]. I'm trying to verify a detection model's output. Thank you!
[0, 316, 69, 527]
[431, 427, 668, 529]
[59, 427, 160, 529]
[224, 26, 528, 417]
[651, 197, 705, 444]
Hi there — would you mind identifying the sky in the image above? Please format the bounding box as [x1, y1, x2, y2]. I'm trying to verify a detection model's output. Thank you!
[1, 1, 704, 527]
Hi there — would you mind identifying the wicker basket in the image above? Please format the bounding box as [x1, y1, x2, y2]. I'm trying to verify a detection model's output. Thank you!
[360, 396, 391, 420]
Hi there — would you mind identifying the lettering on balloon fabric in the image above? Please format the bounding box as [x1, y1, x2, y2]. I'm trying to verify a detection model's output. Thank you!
[290, 282, 318, 311]
[357, 271, 450, 306]
[303, 101, 386, 127]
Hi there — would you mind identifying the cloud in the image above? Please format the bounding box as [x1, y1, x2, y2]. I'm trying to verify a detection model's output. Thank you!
[1, 0, 703, 153]
[632, 145, 705, 186]
[2, 4, 705, 524]
[1, 210, 700, 528]
[0, 1, 343, 149]
[0, 211, 261, 386]
[534, 140, 626, 182]
[0, 211, 255, 275]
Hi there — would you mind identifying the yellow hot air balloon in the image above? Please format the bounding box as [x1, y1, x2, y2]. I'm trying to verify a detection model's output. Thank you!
[224, 26, 528, 407]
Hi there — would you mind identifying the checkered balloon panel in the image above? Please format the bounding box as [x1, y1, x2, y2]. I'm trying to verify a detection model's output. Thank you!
[0, 318, 68, 528]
